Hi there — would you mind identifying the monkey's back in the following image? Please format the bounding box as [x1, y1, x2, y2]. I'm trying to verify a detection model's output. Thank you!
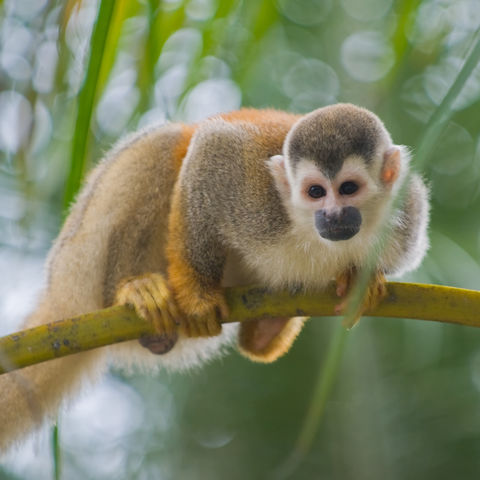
[43, 123, 185, 318]
[42, 109, 300, 319]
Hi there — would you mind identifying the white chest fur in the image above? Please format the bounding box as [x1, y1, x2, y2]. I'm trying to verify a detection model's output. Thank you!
[223, 222, 379, 291]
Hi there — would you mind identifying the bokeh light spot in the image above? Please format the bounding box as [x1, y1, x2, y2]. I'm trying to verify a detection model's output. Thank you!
[277, 0, 332, 26]
[341, 31, 394, 82]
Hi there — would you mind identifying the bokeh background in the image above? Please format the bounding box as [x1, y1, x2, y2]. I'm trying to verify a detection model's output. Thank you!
[1, 0, 480, 479]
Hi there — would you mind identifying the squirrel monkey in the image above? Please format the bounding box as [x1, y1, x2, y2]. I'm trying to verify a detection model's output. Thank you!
[0, 104, 429, 449]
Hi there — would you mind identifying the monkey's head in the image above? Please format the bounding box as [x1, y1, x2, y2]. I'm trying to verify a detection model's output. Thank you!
[269, 103, 406, 242]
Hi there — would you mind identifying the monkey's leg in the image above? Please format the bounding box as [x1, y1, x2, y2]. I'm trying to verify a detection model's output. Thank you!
[115, 273, 180, 354]
[166, 240, 227, 338]
[238, 317, 308, 363]
[335, 268, 387, 328]
[166, 185, 227, 339]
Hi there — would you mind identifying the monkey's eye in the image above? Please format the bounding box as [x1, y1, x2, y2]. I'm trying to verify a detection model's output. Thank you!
[308, 185, 326, 199]
[339, 181, 359, 195]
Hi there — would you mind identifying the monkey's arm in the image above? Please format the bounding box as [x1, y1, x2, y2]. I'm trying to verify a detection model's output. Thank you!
[166, 120, 242, 336]
[380, 174, 430, 277]
[164, 120, 307, 361]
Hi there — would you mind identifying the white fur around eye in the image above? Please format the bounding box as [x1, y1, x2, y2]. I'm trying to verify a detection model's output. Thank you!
[335, 156, 379, 198]
[285, 159, 328, 206]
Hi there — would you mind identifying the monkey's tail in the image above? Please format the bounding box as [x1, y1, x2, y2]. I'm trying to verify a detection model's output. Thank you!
[0, 304, 108, 452]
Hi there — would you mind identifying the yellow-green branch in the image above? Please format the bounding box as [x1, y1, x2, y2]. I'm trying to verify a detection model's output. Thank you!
[1, 282, 479, 375]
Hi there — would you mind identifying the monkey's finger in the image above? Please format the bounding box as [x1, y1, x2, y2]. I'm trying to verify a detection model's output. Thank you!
[117, 282, 180, 351]
[214, 301, 229, 321]
[115, 280, 175, 335]
[180, 314, 221, 338]
[335, 276, 348, 297]
[120, 286, 158, 324]
[336, 282, 348, 298]
[362, 272, 388, 312]
[377, 277, 387, 298]
[204, 314, 222, 336]
[191, 318, 220, 337]
[144, 284, 179, 334]
[148, 280, 181, 326]
[145, 291, 177, 336]
[147, 274, 179, 310]
[335, 268, 355, 297]
[180, 317, 202, 337]
[114, 279, 136, 306]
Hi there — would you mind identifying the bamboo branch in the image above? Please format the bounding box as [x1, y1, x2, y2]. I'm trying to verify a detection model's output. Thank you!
[1, 282, 479, 375]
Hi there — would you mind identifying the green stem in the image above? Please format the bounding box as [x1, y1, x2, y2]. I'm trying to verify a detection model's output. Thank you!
[52, 422, 61, 480]
[276, 324, 349, 479]
[63, 1, 116, 210]
[415, 26, 480, 169]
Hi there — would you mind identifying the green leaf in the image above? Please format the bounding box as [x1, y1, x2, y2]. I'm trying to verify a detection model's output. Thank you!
[416, 27, 480, 169]
[63, 0, 117, 211]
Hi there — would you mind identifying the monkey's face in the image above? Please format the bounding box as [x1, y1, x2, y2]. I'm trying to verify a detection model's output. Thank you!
[287, 156, 383, 242]
[268, 104, 405, 244]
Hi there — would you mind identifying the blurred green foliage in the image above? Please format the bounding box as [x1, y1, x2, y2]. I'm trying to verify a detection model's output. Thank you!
[1, 0, 480, 479]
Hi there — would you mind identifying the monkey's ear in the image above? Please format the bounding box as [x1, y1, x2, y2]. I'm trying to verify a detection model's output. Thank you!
[267, 155, 290, 197]
[381, 147, 402, 187]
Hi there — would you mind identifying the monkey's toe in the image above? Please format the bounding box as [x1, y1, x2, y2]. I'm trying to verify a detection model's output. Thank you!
[362, 271, 387, 312]
[176, 289, 227, 338]
[181, 314, 222, 338]
[115, 273, 181, 350]
[335, 268, 354, 298]
[335, 269, 387, 329]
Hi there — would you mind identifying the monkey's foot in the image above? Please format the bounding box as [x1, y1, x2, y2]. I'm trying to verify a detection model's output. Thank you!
[177, 289, 227, 338]
[115, 273, 180, 354]
[335, 268, 387, 329]
[238, 316, 308, 363]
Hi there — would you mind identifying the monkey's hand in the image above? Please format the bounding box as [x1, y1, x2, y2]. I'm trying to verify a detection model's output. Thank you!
[115, 273, 180, 354]
[335, 268, 387, 329]
[175, 287, 227, 338]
